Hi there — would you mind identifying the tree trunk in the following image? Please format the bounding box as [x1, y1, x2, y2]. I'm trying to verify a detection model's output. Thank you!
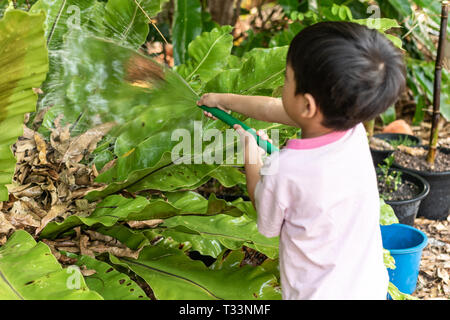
[208, 0, 242, 26]
[427, 1, 448, 164]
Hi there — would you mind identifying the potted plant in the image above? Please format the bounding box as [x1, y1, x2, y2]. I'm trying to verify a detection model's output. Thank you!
[370, 133, 421, 167]
[377, 157, 430, 226]
[392, 1, 450, 221]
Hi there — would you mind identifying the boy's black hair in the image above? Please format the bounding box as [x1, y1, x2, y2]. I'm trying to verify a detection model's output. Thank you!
[287, 21, 406, 131]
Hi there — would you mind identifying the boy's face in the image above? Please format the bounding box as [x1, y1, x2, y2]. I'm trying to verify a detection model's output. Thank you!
[282, 64, 306, 125]
[282, 64, 326, 132]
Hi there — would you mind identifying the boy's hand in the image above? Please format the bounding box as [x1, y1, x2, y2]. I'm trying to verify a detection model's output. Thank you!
[197, 93, 230, 120]
[234, 124, 271, 164]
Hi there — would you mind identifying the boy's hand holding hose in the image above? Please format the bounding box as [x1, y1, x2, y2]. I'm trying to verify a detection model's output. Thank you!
[198, 93, 272, 205]
[197, 93, 278, 154]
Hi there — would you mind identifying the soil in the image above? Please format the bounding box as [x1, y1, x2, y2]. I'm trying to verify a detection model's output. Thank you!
[393, 148, 450, 173]
[377, 174, 420, 201]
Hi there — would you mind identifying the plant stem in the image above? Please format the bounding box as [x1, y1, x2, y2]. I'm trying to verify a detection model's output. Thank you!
[427, 1, 448, 164]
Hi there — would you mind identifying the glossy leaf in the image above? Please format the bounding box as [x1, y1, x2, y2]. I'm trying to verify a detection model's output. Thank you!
[172, 0, 202, 65]
[109, 245, 281, 299]
[104, 0, 169, 49]
[62, 252, 149, 300]
[163, 214, 279, 259]
[0, 9, 48, 200]
[205, 46, 289, 96]
[30, 0, 102, 50]
[176, 25, 234, 86]
[0, 230, 102, 300]
[41, 191, 246, 239]
[407, 59, 450, 121]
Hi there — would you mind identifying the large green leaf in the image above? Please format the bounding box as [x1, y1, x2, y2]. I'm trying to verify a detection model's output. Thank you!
[205, 46, 289, 96]
[408, 58, 450, 121]
[31, 0, 168, 137]
[62, 252, 149, 300]
[0, 230, 102, 300]
[30, 0, 101, 50]
[176, 25, 234, 86]
[31, 0, 168, 50]
[109, 245, 281, 299]
[29, 17, 290, 199]
[40, 195, 149, 239]
[41, 191, 246, 239]
[172, 0, 202, 65]
[377, 0, 412, 21]
[163, 214, 279, 259]
[104, 0, 169, 49]
[97, 224, 225, 258]
[0, 9, 49, 201]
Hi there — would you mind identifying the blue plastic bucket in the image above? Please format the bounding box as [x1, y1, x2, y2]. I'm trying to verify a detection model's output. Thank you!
[381, 223, 428, 295]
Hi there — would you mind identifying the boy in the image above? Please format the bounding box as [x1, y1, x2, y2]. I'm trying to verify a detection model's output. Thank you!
[198, 21, 406, 299]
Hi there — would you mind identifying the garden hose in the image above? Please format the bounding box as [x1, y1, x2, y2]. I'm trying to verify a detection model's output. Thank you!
[198, 105, 279, 154]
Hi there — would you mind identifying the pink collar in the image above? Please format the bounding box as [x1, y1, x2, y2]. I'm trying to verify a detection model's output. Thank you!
[286, 129, 349, 150]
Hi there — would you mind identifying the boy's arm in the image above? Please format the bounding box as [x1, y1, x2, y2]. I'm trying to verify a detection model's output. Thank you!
[197, 93, 299, 127]
[234, 125, 265, 206]
[235, 125, 284, 238]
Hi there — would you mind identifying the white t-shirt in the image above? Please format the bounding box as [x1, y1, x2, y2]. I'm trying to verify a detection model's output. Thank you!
[254, 123, 388, 300]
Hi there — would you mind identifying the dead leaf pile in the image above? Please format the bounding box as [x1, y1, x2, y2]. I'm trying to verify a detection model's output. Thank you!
[0, 117, 115, 243]
[43, 228, 142, 269]
[413, 216, 450, 300]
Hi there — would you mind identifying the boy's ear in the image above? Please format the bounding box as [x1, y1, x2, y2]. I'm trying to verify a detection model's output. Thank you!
[300, 93, 318, 119]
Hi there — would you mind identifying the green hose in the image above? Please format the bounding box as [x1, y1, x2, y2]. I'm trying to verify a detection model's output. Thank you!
[198, 105, 279, 154]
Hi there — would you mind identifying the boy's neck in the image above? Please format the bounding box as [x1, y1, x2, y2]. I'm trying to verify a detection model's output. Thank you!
[300, 125, 335, 139]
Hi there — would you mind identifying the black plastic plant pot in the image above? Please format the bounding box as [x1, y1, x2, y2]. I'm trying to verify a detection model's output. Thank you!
[393, 147, 450, 221]
[381, 169, 430, 226]
[370, 133, 422, 167]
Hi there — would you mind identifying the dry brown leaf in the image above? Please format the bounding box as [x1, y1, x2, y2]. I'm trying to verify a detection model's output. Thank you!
[14, 139, 36, 153]
[127, 219, 164, 229]
[84, 230, 117, 244]
[20, 197, 47, 218]
[8, 211, 40, 229]
[99, 159, 117, 175]
[9, 199, 42, 221]
[35, 204, 69, 235]
[61, 122, 116, 164]
[91, 164, 99, 177]
[0, 213, 15, 235]
[437, 268, 449, 284]
[79, 234, 95, 257]
[22, 125, 36, 139]
[70, 187, 95, 199]
[34, 133, 48, 164]
[80, 266, 97, 276]
[11, 185, 43, 198]
[89, 244, 142, 259]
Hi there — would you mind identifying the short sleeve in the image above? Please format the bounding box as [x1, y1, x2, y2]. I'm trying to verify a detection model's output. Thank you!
[254, 175, 285, 238]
